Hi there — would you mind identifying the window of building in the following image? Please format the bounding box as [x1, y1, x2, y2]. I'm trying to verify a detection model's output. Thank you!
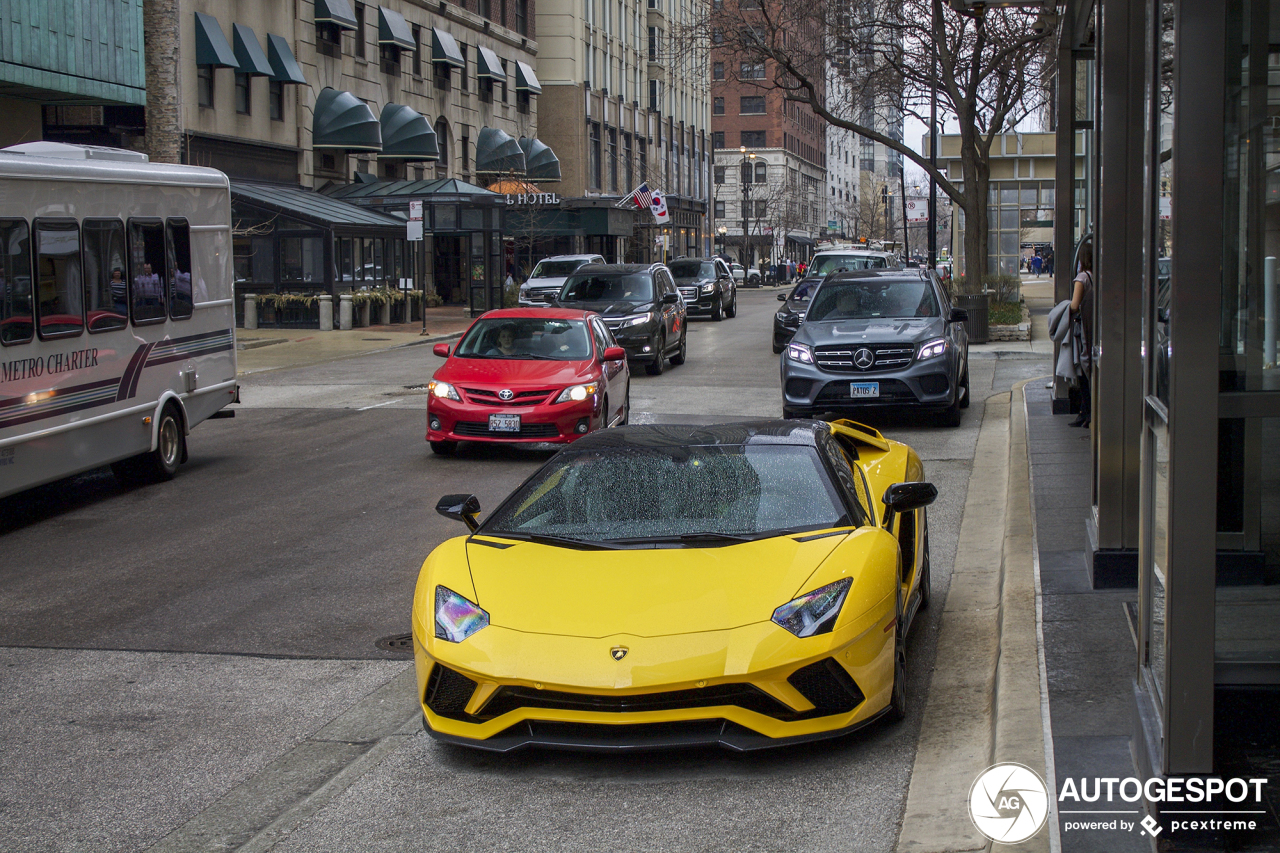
[353, 3, 366, 58]
[623, 133, 633, 189]
[197, 66, 213, 107]
[269, 80, 284, 121]
[713, 62, 724, 80]
[755, 161, 767, 182]
[235, 74, 251, 115]
[754, 200, 768, 217]
[713, 97, 724, 116]
[435, 59, 451, 91]
[459, 44, 469, 92]
[380, 43, 401, 75]
[589, 122, 602, 188]
[741, 62, 765, 79]
[435, 118, 450, 178]
[715, 200, 726, 218]
[608, 127, 618, 191]
[712, 28, 724, 44]
[517, 90, 530, 114]
[316, 22, 341, 57]
[648, 27, 660, 61]
[499, 59, 507, 102]
[740, 130, 766, 147]
[740, 96, 765, 114]
[712, 131, 725, 149]
[714, 165, 726, 183]
[638, 137, 647, 180]
[516, 0, 528, 35]
[461, 130, 470, 176]
[411, 25, 422, 76]
[740, 0, 762, 8]
[649, 79, 661, 111]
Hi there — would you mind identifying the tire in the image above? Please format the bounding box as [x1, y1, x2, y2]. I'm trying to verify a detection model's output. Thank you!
[887, 585, 908, 723]
[959, 364, 971, 409]
[619, 385, 630, 425]
[711, 296, 723, 321]
[645, 334, 666, 375]
[725, 291, 738, 318]
[113, 403, 184, 485]
[430, 440, 457, 456]
[917, 518, 931, 611]
[670, 331, 687, 365]
[939, 392, 962, 427]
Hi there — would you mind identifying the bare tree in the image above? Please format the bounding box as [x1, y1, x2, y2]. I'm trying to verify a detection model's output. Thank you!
[700, 0, 1053, 291]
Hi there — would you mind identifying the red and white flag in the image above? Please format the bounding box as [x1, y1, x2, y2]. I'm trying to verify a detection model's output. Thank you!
[650, 189, 670, 224]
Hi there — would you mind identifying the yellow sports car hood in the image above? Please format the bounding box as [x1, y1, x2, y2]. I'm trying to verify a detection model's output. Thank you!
[464, 531, 860, 638]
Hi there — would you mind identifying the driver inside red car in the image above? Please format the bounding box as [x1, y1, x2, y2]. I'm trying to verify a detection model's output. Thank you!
[486, 323, 521, 357]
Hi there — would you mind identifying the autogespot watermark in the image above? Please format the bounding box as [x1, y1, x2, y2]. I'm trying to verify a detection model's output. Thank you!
[969, 765, 1271, 843]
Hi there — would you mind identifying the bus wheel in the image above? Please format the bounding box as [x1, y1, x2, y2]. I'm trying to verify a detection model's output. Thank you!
[113, 404, 184, 485]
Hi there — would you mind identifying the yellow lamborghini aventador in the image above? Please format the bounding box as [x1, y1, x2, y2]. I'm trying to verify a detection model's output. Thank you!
[411, 418, 937, 752]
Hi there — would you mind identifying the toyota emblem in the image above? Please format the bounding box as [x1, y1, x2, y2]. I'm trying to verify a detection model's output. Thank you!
[853, 348, 875, 369]
[498, 389, 514, 401]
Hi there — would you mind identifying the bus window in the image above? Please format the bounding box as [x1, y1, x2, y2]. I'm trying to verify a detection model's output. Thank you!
[0, 218, 33, 345]
[34, 218, 84, 338]
[128, 219, 167, 323]
[82, 219, 128, 333]
[168, 218, 192, 319]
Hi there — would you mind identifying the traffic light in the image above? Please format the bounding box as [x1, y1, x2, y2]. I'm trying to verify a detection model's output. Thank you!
[881, 186, 888, 204]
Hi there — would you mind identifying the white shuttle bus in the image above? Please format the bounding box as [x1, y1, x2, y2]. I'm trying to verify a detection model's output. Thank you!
[0, 142, 237, 499]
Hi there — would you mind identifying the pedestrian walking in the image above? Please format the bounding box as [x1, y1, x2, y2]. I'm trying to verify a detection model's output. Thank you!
[1031, 253, 1043, 277]
[1068, 242, 1094, 427]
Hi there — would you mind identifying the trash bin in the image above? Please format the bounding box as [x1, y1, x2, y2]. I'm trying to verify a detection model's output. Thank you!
[953, 292, 990, 344]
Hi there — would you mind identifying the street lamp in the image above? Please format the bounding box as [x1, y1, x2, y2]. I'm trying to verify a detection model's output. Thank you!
[717, 225, 727, 257]
[740, 146, 756, 267]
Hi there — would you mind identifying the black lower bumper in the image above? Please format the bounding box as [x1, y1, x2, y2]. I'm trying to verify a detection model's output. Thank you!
[422, 710, 887, 753]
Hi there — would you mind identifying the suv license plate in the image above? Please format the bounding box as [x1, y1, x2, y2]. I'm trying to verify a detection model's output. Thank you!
[850, 382, 880, 398]
[489, 413, 521, 433]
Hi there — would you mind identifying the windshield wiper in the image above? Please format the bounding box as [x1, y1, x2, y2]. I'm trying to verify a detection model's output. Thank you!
[604, 531, 757, 546]
[477, 531, 621, 550]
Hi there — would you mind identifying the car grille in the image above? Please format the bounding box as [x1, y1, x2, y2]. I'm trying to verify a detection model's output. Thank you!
[475, 683, 795, 721]
[523, 288, 558, 303]
[815, 379, 918, 403]
[786, 658, 865, 716]
[453, 421, 561, 438]
[426, 664, 478, 720]
[461, 387, 555, 407]
[813, 344, 915, 373]
[677, 286, 701, 303]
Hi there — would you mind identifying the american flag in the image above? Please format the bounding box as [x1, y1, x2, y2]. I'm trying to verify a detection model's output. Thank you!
[618, 182, 654, 210]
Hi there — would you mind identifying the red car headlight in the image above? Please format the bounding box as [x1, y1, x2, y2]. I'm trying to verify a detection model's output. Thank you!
[554, 382, 599, 404]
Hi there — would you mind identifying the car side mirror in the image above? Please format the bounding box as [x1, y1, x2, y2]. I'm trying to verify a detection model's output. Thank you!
[949, 307, 969, 324]
[602, 346, 626, 362]
[436, 493, 481, 532]
[881, 482, 938, 530]
[662, 292, 679, 304]
[433, 343, 451, 358]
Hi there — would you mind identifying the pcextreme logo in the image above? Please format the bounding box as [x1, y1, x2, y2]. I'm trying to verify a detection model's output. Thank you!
[968, 763, 1050, 844]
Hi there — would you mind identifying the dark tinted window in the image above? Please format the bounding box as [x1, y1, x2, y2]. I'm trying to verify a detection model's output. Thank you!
[82, 219, 128, 332]
[167, 218, 193, 319]
[808, 278, 940, 322]
[34, 219, 83, 338]
[560, 273, 654, 303]
[128, 219, 167, 323]
[668, 260, 716, 279]
[0, 219, 34, 345]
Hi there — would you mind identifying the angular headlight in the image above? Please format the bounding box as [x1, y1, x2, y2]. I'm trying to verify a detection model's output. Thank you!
[786, 342, 815, 364]
[619, 312, 655, 328]
[428, 380, 461, 401]
[771, 578, 853, 637]
[435, 586, 490, 643]
[554, 382, 599, 403]
[700, 282, 716, 294]
[918, 337, 948, 360]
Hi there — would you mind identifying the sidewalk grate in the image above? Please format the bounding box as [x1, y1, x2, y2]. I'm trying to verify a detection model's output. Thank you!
[375, 633, 414, 655]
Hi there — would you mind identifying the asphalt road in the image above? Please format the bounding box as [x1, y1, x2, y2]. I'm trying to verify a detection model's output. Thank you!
[0, 288, 1049, 853]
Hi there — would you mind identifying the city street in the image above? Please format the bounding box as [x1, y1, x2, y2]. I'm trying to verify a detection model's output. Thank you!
[0, 288, 1050, 852]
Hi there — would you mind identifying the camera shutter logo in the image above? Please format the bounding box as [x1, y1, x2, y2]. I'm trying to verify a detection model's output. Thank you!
[968, 763, 1050, 844]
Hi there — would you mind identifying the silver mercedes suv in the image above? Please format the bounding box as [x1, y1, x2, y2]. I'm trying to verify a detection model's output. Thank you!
[779, 269, 971, 426]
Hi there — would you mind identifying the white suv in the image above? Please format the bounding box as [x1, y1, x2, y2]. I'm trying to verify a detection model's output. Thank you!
[519, 254, 605, 306]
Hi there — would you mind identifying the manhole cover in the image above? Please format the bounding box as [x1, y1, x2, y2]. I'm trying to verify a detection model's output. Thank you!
[375, 633, 414, 655]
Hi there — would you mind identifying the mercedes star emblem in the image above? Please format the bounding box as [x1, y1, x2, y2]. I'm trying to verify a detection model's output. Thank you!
[498, 389, 514, 401]
[611, 646, 629, 661]
[853, 348, 875, 369]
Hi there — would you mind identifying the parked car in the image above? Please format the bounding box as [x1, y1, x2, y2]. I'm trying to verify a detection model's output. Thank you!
[425, 308, 630, 455]
[518, 254, 605, 306]
[772, 279, 815, 353]
[669, 257, 737, 321]
[730, 263, 746, 283]
[780, 269, 970, 426]
[416, 418, 937, 751]
[554, 263, 688, 376]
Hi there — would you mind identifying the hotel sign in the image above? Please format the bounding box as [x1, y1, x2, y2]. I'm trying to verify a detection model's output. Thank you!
[505, 192, 561, 206]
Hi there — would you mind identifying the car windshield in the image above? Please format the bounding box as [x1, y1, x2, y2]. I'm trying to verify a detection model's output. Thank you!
[479, 444, 852, 543]
[454, 317, 593, 360]
[808, 254, 887, 276]
[559, 273, 654, 304]
[807, 279, 940, 321]
[530, 260, 588, 279]
[669, 260, 716, 279]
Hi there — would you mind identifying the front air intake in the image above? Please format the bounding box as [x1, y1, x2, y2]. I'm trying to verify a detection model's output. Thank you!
[425, 664, 478, 719]
[787, 658, 865, 716]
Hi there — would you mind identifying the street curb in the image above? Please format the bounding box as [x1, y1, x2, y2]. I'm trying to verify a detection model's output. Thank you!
[896, 381, 1050, 852]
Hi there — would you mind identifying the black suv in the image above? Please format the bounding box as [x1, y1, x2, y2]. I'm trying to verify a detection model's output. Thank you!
[555, 263, 688, 375]
[668, 257, 737, 321]
[779, 269, 970, 426]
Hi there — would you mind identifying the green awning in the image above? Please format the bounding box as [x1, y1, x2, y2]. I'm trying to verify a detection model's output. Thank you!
[377, 7, 415, 49]
[354, 171, 379, 184]
[514, 61, 541, 94]
[267, 34, 308, 84]
[314, 0, 358, 30]
[475, 127, 526, 174]
[231, 182, 405, 230]
[232, 24, 273, 77]
[312, 87, 382, 151]
[476, 47, 506, 81]
[195, 13, 238, 69]
[519, 137, 561, 182]
[431, 28, 465, 68]
[379, 103, 439, 161]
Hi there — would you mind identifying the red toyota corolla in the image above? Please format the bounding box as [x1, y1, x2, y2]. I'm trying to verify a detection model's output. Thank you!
[426, 308, 630, 455]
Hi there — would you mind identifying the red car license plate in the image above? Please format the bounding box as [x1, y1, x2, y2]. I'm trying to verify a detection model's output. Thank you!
[489, 413, 521, 433]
